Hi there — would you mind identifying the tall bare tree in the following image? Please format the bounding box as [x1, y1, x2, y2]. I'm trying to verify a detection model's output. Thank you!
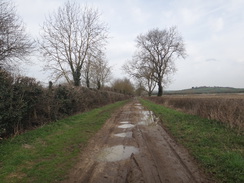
[0, 0, 34, 70]
[123, 58, 156, 96]
[39, 1, 108, 86]
[81, 51, 111, 89]
[125, 27, 186, 96]
[89, 52, 112, 89]
[82, 53, 92, 88]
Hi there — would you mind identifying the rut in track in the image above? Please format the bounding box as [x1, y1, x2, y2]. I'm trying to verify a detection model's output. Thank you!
[63, 99, 212, 183]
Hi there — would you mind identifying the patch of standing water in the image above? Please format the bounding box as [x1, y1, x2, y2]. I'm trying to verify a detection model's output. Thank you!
[114, 132, 132, 138]
[97, 145, 139, 162]
[134, 103, 141, 106]
[135, 105, 143, 110]
[138, 110, 158, 126]
[120, 121, 129, 124]
[135, 103, 143, 109]
[118, 124, 135, 128]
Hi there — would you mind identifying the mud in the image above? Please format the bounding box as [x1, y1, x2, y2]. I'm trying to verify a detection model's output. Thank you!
[63, 99, 212, 183]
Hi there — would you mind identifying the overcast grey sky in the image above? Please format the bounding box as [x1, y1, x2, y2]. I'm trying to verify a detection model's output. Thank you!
[13, 0, 244, 90]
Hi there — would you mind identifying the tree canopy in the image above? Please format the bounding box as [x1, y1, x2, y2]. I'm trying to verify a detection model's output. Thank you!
[39, 1, 108, 86]
[124, 27, 186, 96]
[0, 0, 34, 70]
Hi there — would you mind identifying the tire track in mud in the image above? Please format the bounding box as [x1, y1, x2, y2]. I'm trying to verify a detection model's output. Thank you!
[62, 99, 212, 183]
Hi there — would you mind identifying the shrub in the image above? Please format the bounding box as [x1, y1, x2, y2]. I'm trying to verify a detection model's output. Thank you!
[0, 70, 130, 138]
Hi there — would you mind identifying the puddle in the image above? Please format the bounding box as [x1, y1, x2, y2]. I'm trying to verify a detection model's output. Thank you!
[138, 110, 158, 126]
[135, 103, 143, 108]
[97, 145, 139, 162]
[114, 132, 132, 138]
[134, 103, 142, 106]
[120, 121, 129, 124]
[135, 106, 143, 109]
[118, 124, 135, 128]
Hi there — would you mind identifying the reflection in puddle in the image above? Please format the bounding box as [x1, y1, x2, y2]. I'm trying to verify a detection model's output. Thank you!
[118, 124, 135, 128]
[97, 145, 139, 162]
[114, 132, 132, 138]
[120, 121, 129, 124]
[135, 106, 143, 109]
[134, 103, 142, 106]
[134, 103, 143, 109]
[138, 121, 154, 126]
[138, 110, 158, 126]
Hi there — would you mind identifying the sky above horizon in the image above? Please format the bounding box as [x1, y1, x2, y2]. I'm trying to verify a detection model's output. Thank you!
[13, 0, 244, 90]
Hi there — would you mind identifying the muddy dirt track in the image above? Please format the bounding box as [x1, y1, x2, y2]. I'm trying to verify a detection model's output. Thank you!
[63, 99, 212, 183]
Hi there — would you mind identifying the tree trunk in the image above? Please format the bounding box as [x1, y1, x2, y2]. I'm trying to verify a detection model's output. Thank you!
[73, 77, 80, 86]
[97, 80, 101, 90]
[86, 75, 90, 88]
[157, 81, 163, 96]
[73, 70, 81, 86]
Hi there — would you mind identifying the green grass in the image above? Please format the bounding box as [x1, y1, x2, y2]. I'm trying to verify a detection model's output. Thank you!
[140, 98, 244, 183]
[0, 100, 128, 183]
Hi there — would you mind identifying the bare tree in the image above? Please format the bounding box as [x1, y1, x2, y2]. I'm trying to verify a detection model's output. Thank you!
[89, 51, 112, 89]
[0, 0, 34, 70]
[123, 58, 156, 96]
[127, 27, 186, 96]
[81, 51, 111, 89]
[82, 53, 92, 88]
[39, 1, 108, 86]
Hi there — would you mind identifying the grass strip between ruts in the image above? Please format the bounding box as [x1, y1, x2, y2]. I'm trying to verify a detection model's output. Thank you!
[140, 98, 244, 183]
[0, 100, 128, 183]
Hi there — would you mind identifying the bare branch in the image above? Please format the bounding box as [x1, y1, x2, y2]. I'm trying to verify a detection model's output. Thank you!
[124, 26, 186, 96]
[0, 0, 35, 70]
[39, 1, 108, 86]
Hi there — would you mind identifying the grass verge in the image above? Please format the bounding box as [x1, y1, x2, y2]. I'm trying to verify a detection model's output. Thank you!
[0, 100, 128, 183]
[140, 98, 244, 183]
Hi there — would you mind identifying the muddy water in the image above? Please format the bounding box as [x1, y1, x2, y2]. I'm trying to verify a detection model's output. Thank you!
[138, 110, 158, 126]
[97, 145, 139, 162]
[119, 121, 129, 124]
[63, 100, 211, 183]
[97, 103, 156, 162]
[114, 132, 132, 138]
[118, 124, 135, 128]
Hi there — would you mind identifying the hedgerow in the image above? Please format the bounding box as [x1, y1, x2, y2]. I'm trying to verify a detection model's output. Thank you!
[0, 69, 129, 138]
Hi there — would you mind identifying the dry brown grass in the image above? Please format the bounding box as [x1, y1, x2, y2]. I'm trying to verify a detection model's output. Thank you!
[146, 94, 244, 132]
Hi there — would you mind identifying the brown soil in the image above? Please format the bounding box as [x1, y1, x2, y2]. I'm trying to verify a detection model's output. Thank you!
[62, 99, 213, 183]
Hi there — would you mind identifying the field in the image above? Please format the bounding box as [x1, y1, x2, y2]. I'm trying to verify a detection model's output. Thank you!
[145, 94, 244, 133]
[164, 87, 244, 95]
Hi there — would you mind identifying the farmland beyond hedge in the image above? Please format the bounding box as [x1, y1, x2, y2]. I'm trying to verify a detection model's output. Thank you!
[145, 94, 244, 133]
